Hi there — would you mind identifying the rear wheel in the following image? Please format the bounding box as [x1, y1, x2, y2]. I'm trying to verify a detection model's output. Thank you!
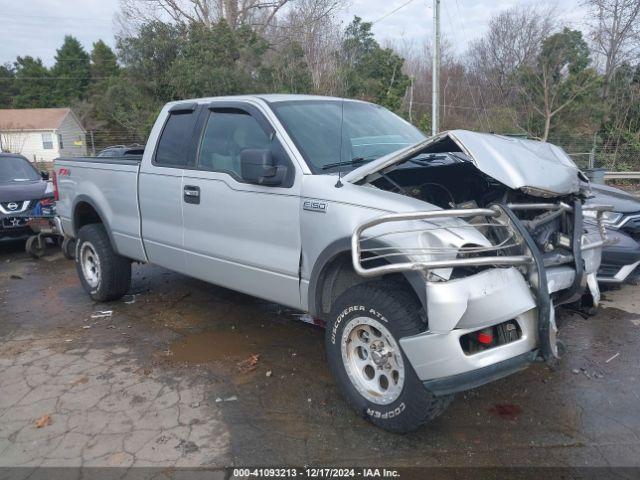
[61, 236, 76, 260]
[75, 224, 131, 301]
[325, 281, 453, 433]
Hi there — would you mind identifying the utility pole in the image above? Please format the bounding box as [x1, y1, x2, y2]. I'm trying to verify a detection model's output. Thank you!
[408, 76, 414, 123]
[89, 131, 95, 156]
[432, 0, 440, 135]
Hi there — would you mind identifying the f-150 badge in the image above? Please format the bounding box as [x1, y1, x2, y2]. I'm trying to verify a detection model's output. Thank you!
[303, 200, 327, 213]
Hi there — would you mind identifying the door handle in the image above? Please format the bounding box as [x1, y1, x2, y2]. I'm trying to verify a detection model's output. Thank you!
[184, 185, 200, 204]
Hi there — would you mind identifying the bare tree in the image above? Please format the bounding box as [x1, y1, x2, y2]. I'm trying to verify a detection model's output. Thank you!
[119, 0, 292, 31]
[266, 0, 346, 94]
[467, 5, 557, 102]
[583, 0, 640, 98]
[0, 128, 29, 154]
[396, 36, 495, 132]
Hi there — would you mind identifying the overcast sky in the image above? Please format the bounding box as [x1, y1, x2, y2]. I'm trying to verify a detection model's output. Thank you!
[0, 0, 590, 66]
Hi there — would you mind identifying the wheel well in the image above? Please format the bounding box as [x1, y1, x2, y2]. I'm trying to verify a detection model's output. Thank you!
[313, 251, 425, 320]
[74, 201, 103, 235]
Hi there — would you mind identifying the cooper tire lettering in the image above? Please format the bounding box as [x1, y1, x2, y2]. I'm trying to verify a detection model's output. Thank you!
[366, 402, 405, 420]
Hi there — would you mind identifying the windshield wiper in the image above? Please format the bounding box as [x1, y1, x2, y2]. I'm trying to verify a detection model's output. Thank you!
[321, 157, 376, 171]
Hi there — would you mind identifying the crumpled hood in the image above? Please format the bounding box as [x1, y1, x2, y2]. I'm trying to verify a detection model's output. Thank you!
[344, 129, 581, 196]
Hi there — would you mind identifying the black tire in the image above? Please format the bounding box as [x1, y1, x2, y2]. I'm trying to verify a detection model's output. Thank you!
[75, 224, 131, 302]
[325, 281, 453, 433]
[25, 236, 46, 258]
[61, 237, 76, 260]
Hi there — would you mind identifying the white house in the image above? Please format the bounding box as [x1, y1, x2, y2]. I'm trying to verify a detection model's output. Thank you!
[0, 108, 87, 162]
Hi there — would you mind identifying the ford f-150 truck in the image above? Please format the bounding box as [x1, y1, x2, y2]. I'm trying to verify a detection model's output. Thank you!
[55, 94, 608, 433]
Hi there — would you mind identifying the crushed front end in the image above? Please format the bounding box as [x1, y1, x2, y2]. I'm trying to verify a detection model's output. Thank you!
[351, 199, 607, 395]
[347, 131, 613, 395]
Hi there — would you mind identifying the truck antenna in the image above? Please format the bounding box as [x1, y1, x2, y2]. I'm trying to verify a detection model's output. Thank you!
[335, 100, 345, 188]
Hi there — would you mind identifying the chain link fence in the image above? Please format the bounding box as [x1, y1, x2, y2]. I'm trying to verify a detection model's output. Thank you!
[549, 135, 640, 172]
[84, 130, 147, 157]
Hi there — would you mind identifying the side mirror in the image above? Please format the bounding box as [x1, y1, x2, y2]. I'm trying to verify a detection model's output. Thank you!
[40, 171, 50, 180]
[240, 149, 287, 186]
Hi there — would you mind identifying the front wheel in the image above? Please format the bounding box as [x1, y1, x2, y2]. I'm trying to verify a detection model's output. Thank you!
[325, 282, 453, 433]
[75, 224, 131, 302]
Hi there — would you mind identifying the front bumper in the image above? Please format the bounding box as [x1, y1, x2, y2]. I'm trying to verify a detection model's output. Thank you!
[423, 351, 537, 396]
[0, 202, 57, 241]
[597, 228, 640, 284]
[1, 215, 34, 240]
[399, 268, 540, 393]
[399, 229, 602, 395]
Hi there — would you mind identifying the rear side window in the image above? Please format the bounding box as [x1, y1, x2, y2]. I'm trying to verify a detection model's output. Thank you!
[155, 111, 197, 166]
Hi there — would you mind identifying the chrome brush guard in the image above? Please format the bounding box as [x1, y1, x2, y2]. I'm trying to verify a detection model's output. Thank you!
[352, 203, 612, 278]
[351, 206, 532, 277]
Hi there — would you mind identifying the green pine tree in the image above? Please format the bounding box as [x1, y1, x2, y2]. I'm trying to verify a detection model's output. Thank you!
[13, 56, 53, 108]
[51, 35, 91, 105]
[340, 17, 410, 112]
[90, 40, 119, 80]
[0, 63, 16, 108]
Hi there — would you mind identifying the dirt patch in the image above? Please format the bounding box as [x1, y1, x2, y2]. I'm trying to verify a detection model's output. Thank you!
[489, 404, 522, 421]
[169, 330, 265, 364]
[167, 315, 322, 366]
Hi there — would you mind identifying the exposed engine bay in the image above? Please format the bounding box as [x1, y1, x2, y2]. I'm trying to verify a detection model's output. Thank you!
[367, 149, 588, 276]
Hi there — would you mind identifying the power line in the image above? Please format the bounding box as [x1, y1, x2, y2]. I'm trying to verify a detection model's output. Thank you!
[0, 77, 112, 81]
[372, 0, 416, 24]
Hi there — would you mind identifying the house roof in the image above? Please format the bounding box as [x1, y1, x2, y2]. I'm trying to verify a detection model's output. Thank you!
[0, 108, 76, 131]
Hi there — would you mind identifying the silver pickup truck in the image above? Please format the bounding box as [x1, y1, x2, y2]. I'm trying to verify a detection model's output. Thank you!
[55, 94, 608, 433]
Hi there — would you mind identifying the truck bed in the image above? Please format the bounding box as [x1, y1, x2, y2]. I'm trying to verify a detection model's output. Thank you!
[55, 156, 146, 262]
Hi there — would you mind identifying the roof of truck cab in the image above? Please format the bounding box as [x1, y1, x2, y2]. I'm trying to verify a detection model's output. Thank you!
[167, 94, 369, 106]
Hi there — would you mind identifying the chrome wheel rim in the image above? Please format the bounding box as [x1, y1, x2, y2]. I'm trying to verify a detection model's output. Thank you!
[341, 316, 405, 405]
[80, 242, 100, 288]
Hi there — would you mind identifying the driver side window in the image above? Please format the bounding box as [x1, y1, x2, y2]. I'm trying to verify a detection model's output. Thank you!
[198, 108, 270, 179]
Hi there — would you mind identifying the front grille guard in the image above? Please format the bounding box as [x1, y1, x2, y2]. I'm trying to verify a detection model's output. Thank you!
[351, 203, 613, 279]
[351, 206, 533, 278]
[351, 202, 612, 361]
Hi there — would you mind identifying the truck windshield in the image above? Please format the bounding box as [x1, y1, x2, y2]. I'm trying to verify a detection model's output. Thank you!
[271, 100, 425, 172]
[0, 156, 40, 183]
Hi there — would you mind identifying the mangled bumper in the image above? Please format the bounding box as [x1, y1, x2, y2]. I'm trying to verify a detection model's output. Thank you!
[351, 202, 608, 395]
[399, 267, 539, 395]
